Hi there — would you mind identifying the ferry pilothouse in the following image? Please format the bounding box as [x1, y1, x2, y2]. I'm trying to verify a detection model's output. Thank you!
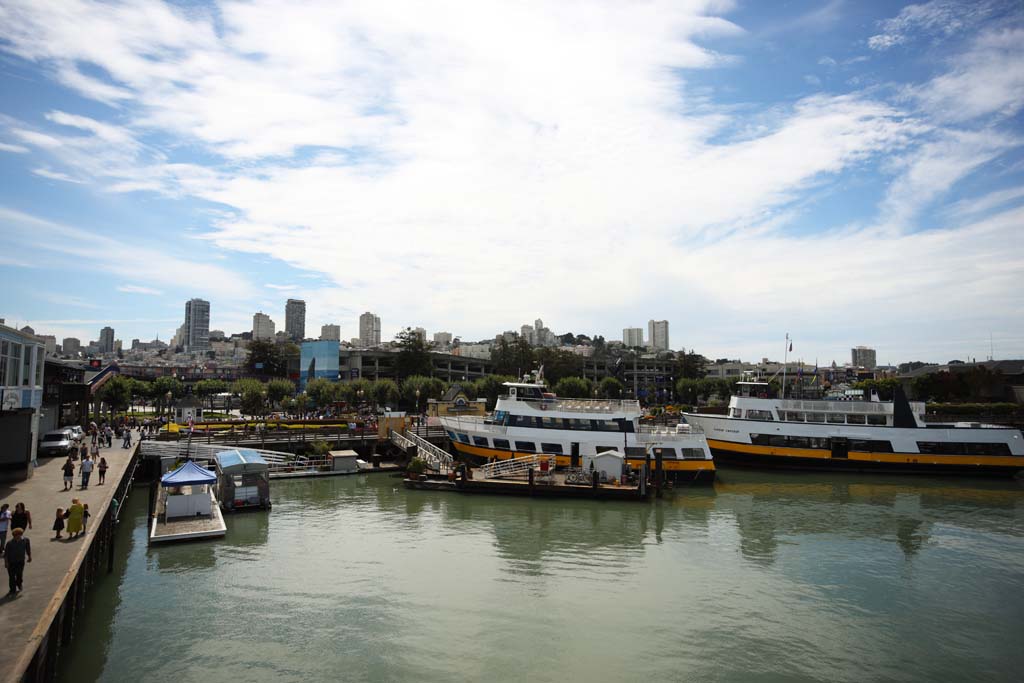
[440, 381, 716, 483]
[683, 382, 1024, 476]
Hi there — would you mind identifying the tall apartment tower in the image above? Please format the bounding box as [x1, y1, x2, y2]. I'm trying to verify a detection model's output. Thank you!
[320, 324, 341, 341]
[433, 331, 453, 347]
[359, 312, 381, 347]
[98, 326, 115, 354]
[183, 298, 211, 352]
[647, 320, 669, 351]
[62, 337, 81, 356]
[851, 346, 877, 369]
[622, 327, 644, 347]
[253, 312, 276, 340]
[285, 299, 306, 341]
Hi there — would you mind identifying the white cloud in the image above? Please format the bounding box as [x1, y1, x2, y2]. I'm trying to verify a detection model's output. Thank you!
[0, 1, 1021, 360]
[868, 0, 997, 51]
[0, 142, 29, 153]
[32, 168, 85, 183]
[118, 284, 163, 296]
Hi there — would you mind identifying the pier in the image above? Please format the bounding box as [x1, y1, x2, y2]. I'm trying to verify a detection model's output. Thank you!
[0, 439, 140, 683]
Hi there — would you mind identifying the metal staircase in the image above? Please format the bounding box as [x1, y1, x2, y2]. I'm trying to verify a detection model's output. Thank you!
[478, 453, 557, 480]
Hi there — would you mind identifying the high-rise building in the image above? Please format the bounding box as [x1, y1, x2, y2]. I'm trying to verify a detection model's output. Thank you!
[851, 346, 877, 369]
[359, 312, 381, 347]
[623, 327, 644, 347]
[285, 299, 306, 341]
[99, 326, 115, 354]
[62, 337, 81, 356]
[413, 327, 427, 341]
[520, 324, 535, 345]
[647, 320, 669, 351]
[253, 312, 276, 340]
[433, 331, 453, 347]
[183, 298, 211, 352]
[320, 324, 341, 341]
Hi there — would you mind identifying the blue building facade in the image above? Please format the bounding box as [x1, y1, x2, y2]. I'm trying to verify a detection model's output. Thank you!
[299, 340, 340, 391]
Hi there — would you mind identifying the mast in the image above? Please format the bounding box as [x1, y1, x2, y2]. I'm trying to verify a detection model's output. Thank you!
[781, 333, 789, 399]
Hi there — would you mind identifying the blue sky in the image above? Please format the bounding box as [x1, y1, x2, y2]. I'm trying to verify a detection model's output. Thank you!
[0, 0, 1022, 364]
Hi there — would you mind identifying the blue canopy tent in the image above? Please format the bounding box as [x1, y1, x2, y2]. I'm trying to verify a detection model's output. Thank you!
[161, 460, 217, 487]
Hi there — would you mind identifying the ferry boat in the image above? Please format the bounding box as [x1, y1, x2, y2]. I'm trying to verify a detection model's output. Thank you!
[683, 382, 1024, 476]
[440, 381, 715, 483]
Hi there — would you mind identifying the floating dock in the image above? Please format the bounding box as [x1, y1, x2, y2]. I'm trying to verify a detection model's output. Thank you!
[149, 488, 227, 544]
[404, 469, 649, 501]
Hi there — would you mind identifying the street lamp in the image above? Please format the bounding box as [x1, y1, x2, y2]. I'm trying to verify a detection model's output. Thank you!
[415, 388, 421, 420]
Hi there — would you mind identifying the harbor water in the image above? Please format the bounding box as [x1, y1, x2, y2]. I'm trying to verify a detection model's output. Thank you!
[58, 470, 1024, 682]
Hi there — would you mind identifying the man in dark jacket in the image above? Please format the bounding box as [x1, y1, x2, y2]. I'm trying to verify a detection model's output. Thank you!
[5, 527, 31, 595]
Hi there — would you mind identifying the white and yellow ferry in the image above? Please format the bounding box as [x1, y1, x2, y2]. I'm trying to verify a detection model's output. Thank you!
[440, 381, 715, 483]
[683, 382, 1024, 476]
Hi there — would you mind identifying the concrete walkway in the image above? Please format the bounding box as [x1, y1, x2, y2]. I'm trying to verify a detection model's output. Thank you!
[0, 433, 138, 683]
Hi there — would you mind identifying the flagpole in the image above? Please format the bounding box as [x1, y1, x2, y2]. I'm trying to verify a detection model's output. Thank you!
[782, 333, 789, 398]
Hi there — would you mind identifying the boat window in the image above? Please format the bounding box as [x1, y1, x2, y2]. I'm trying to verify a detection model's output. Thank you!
[473, 436, 489, 447]
[596, 445, 618, 453]
[827, 413, 846, 424]
[568, 419, 591, 431]
[540, 443, 564, 454]
[867, 415, 887, 426]
[625, 447, 647, 457]
[541, 417, 561, 429]
[850, 439, 893, 453]
[457, 433, 471, 443]
[745, 410, 774, 421]
[846, 414, 866, 425]
[788, 436, 810, 448]
[493, 410, 508, 424]
[446, 430, 457, 440]
[655, 447, 676, 458]
[493, 439, 510, 450]
[729, 408, 742, 418]
[681, 448, 706, 460]
[784, 412, 804, 422]
[917, 441, 1012, 456]
[805, 413, 825, 423]
[514, 441, 536, 452]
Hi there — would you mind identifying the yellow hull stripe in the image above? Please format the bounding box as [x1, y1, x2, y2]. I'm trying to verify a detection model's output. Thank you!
[451, 442, 715, 472]
[707, 438, 1024, 468]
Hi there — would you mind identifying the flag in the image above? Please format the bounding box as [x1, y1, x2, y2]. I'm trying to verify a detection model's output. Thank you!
[789, 341, 793, 352]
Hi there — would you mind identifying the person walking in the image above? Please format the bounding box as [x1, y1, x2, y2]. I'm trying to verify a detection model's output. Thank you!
[4, 528, 30, 595]
[10, 503, 31, 533]
[106, 425, 114, 448]
[80, 455, 94, 488]
[53, 508, 65, 539]
[122, 428, 132, 449]
[0, 504, 10, 556]
[65, 499, 84, 538]
[82, 504, 91, 534]
[61, 457, 75, 491]
[98, 457, 108, 485]
[78, 441, 88, 462]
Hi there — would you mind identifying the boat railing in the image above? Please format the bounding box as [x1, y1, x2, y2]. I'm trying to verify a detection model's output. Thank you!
[441, 415, 508, 435]
[637, 424, 704, 436]
[478, 453, 557, 480]
[405, 429, 453, 474]
[500, 395, 641, 414]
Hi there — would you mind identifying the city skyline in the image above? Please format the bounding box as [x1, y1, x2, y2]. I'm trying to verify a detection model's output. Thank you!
[0, 1, 1022, 363]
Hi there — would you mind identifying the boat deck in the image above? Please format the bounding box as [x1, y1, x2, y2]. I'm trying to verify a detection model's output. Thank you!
[149, 489, 226, 543]
[405, 471, 649, 500]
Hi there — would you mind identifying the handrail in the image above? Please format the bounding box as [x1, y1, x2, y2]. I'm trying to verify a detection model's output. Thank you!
[405, 429, 453, 474]
[500, 395, 642, 414]
[478, 453, 557, 479]
[390, 429, 415, 452]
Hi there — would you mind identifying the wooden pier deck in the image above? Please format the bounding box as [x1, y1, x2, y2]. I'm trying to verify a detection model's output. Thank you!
[0, 438, 139, 683]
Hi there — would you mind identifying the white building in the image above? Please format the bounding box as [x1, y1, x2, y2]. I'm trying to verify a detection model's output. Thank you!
[320, 324, 341, 341]
[648, 320, 669, 351]
[359, 312, 381, 347]
[433, 331, 453, 347]
[455, 343, 492, 359]
[623, 327, 644, 347]
[252, 312, 276, 340]
[62, 337, 81, 356]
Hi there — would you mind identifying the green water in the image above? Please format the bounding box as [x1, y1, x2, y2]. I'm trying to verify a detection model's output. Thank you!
[57, 471, 1024, 682]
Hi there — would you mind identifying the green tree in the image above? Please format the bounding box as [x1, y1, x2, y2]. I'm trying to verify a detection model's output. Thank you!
[676, 349, 708, 380]
[337, 379, 373, 406]
[400, 375, 444, 411]
[194, 379, 228, 410]
[152, 376, 184, 415]
[552, 376, 593, 398]
[395, 328, 432, 380]
[534, 347, 583, 384]
[266, 378, 296, 407]
[238, 382, 267, 419]
[304, 378, 337, 408]
[245, 339, 289, 377]
[596, 376, 624, 399]
[98, 375, 133, 413]
[675, 378, 701, 404]
[370, 379, 401, 408]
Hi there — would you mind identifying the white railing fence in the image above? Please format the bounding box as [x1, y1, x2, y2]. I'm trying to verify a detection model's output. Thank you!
[478, 453, 557, 480]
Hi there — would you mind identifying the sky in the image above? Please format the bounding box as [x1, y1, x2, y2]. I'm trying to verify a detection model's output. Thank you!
[0, 0, 1022, 366]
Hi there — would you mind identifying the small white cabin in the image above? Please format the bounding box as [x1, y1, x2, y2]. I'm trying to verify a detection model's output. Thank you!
[582, 451, 626, 482]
